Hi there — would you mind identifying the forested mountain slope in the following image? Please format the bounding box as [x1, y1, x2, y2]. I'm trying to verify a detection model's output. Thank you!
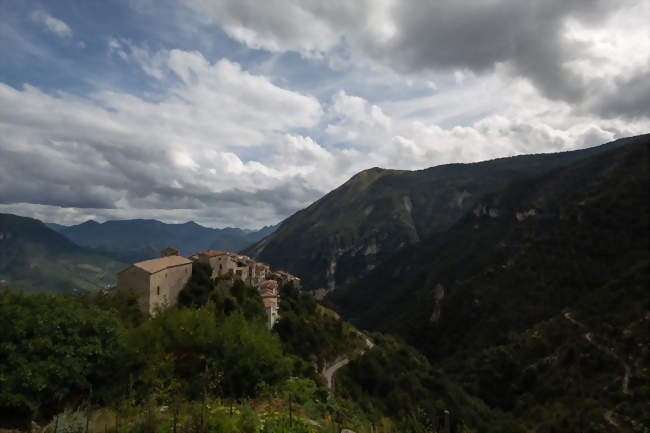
[244, 136, 639, 293]
[329, 135, 650, 431]
[0, 214, 124, 293]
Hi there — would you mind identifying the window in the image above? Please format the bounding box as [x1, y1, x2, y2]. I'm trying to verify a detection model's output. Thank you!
[157, 286, 160, 296]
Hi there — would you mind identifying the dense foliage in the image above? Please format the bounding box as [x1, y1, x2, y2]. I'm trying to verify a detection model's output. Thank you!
[178, 263, 267, 323]
[0, 285, 496, 432]
[0, 290, 123, 426]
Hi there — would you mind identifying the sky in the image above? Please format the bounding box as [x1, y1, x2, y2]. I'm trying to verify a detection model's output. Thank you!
[0, 0, 648, 229]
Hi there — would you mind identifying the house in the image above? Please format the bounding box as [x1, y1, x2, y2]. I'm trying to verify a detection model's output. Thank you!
[197, 250, 238, 279]
[259, 280, 279, 328]
[270, 270, 301, 290]
[116, 255, 192, 315]
[193, 249, 301, 328]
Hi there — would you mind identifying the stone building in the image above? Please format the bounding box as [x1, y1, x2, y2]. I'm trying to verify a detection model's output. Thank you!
[197, 250, 236, 278]
[193, 249, 301, 328]
[259, 279, 279, 328]
[270, 270, 301, 290]
[252, 262, 271, 287]
[197, 251, 271, 287]
[116, 255, 192, 315]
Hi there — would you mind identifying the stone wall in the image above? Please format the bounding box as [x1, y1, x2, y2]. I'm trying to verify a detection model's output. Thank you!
[116, 266, 152, 313]
[147, 263, 192, 314]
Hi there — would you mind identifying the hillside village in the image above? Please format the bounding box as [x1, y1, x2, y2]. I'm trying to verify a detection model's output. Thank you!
[115, 246, 300, 328]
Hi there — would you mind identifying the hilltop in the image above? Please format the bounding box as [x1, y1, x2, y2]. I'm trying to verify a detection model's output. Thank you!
[243, 136, 638, 294]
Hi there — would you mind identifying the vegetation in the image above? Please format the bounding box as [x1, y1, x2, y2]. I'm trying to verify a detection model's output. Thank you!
[275, 281, 364, 372]
[1, 278, 494, 431]
[330, 136, 650, 431]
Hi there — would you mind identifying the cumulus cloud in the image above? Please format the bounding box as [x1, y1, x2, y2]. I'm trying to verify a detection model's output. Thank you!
[0, 48, 324, 227]
[325, 90, 391, 144]
[319, 79, 650, 171]
[181, 0, 649, 119]
[31, 10, 72, 38]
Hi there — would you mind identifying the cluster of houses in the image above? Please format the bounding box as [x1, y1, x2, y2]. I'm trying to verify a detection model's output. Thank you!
[115, 246, 300, 328]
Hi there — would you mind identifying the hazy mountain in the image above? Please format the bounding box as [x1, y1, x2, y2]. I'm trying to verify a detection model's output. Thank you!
[51, 219, 279, 263]
[329, 136, 649, 430]
[243, 136, 640, 292]
[0, 214, 125, 293]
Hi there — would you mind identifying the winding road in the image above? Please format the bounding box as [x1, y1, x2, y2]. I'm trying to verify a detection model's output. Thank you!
[323, 336, 375, 390]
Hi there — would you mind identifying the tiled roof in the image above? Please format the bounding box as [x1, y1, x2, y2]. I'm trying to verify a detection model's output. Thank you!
[260, 280, 278, 291]
[263, 297, 278, 308]
[129, 256, 192, 274]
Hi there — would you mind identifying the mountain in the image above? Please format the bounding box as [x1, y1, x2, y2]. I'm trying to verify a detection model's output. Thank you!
[0, 214, 125, 293]
[207, 223, 278, 252]
[329, 135, 649, 431]
[243, 136, 639, 293]
[51, 219, 278, 263]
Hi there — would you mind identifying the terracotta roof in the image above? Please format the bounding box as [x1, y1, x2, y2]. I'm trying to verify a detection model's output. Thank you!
[130, 256, 192, 274]
[260, 280, 278, 291]
[263, 297, 278, 308]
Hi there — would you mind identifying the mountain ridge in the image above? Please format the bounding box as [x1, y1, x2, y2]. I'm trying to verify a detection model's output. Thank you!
[244, 135, 642, 293]
[328, 136, 650, 431]
[50, 218, 279, 263]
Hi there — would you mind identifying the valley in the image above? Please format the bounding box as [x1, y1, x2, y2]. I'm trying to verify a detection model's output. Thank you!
[1, 135, 648, 433]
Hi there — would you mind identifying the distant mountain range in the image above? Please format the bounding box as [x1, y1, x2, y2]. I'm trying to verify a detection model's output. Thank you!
[243, 136, 640, 293]
[0, 213, 125, 293]
[0, 215, 278, 293]
[48, 219, 278, 263]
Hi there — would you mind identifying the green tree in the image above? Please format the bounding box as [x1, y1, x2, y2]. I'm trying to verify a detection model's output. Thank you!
[0, 290, 123, 428]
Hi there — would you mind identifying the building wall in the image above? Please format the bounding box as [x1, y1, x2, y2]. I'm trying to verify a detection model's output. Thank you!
[234, 265, 250, 283]
[265, 305, 279, 329]
[147, 263, 192, 313]
[199, 254, 239, 279]
[116, 266, 152, 313]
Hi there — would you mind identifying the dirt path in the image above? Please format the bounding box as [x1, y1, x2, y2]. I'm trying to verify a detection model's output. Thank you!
[563, 311, 631, 395]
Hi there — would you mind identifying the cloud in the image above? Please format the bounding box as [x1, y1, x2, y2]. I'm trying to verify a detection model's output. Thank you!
[319, 80, 650, 171]
[180, 0, 649, 119]
[325, 90, 391, 144]
[182, 0, 391, 57]
[31, 10, 72, 38]
[0, 48, 324, 227]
